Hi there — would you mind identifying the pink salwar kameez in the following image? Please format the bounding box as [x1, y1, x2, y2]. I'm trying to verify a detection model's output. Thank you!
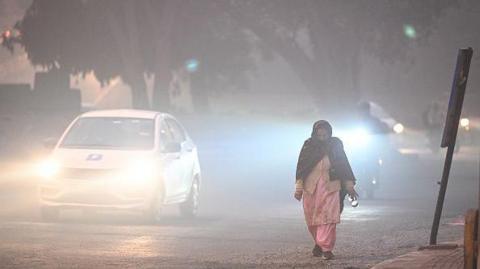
[301, 157, 340, 252]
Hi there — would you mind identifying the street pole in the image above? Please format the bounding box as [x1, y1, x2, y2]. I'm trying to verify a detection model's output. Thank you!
[429, 136, 457, 245]
[429, 48, 473, 245]
[477, 151, 480, 269]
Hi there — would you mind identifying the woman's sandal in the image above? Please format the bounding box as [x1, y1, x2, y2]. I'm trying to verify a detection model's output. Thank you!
[322, 251, 334, 260]
[312, 245, 323, 257]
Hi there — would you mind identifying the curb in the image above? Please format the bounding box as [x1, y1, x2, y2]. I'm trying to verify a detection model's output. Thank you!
[372, 243, 464, 269]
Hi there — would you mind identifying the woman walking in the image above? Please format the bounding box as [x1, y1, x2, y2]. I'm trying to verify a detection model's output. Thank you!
[294, 120, 357, 260]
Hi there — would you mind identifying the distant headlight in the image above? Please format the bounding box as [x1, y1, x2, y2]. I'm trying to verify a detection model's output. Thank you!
[355, 128, 371, 145]
[393, 123, 404, 134]
[37, 159, 60, 179]
[340, 127, 372, 149]
[460, 118, 470, 129]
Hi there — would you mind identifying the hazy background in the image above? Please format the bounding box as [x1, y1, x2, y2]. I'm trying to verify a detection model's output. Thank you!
[0, 0, 479, 124]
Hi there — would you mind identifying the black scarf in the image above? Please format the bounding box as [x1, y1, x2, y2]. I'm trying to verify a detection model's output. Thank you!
[296, 137, 329, 181]
[296, 120, 355, 184]
[296, 120, 332, 181]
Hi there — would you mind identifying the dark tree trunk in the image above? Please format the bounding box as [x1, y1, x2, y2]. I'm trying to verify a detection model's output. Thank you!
[129, 76, 150, 109]
[152, 68, 172, 112]
[190, 72, 210, 114]
[143, 0, 178, 112]
[107, 2, 148, 110]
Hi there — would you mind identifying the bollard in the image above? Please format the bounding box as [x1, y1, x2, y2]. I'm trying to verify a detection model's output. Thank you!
[465, 208, 478, 269]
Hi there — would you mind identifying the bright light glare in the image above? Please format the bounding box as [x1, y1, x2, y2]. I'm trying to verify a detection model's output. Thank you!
[460, 118, 470, 128]
[403, 24, 417, 39]
[185, 59, 199, 73]
[353, 128, 371, 146]
[37, 159, 60, 178]
[125, 160, 156, 182]
[340, 127, 371, 149]
[393, 123, 404, 134]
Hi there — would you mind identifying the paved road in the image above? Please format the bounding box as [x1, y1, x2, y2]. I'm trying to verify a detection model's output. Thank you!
[0, 117, 477, 268]
[0, 188, 470, 269]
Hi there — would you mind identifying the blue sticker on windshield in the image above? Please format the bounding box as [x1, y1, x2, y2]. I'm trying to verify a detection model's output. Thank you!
[86, 154, 103, 161]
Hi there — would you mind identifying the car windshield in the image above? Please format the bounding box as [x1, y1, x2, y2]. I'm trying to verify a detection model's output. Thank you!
[60, 117, 154, 150]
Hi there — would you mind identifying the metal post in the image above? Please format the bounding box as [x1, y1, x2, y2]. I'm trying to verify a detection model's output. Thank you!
[429, 143, 457, 245]
[429, 48, 473, 245]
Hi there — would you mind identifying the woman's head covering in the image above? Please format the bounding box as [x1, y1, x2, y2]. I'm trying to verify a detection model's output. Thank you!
[296, 120, 332, 182]
[311, 120, 333, 138]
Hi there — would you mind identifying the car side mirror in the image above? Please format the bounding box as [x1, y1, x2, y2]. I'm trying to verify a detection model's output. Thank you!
[43, 137, 58, 149]
[163, 142, 181, 153]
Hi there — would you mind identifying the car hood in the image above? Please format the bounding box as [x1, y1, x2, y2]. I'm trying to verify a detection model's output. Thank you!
[51, 148, 156, 170]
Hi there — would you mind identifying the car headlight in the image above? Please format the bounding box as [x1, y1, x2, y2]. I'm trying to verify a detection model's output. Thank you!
[37, 159, 60, 179]
[393, 123, 404, 134]
[460, 118, 470, 130]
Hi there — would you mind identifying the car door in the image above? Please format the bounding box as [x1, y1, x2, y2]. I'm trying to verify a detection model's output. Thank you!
[158, 118, 184, 200]
[165, 118, 195, 195]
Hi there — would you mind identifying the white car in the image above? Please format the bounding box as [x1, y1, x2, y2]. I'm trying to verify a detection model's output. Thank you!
[37, 109, 201, 222]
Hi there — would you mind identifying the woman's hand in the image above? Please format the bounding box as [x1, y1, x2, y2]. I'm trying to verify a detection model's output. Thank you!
[346, 186, 359, 200]
[294, 190, 303, 201]
[294, 179, 304, 201]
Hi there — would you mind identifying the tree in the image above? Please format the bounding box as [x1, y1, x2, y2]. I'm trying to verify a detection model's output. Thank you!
[3, 0, 255, 111]
[3, 0, 458, 113]
[140, 0, 254, 112]
[220, 0, 456, 114]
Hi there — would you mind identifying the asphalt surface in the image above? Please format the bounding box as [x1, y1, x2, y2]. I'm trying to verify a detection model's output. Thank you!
[0, 118, 477, 269]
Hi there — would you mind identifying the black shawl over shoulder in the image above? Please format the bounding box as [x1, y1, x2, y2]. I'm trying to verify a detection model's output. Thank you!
[295, 120, 356, 212]
[296, 137, 355, 184]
